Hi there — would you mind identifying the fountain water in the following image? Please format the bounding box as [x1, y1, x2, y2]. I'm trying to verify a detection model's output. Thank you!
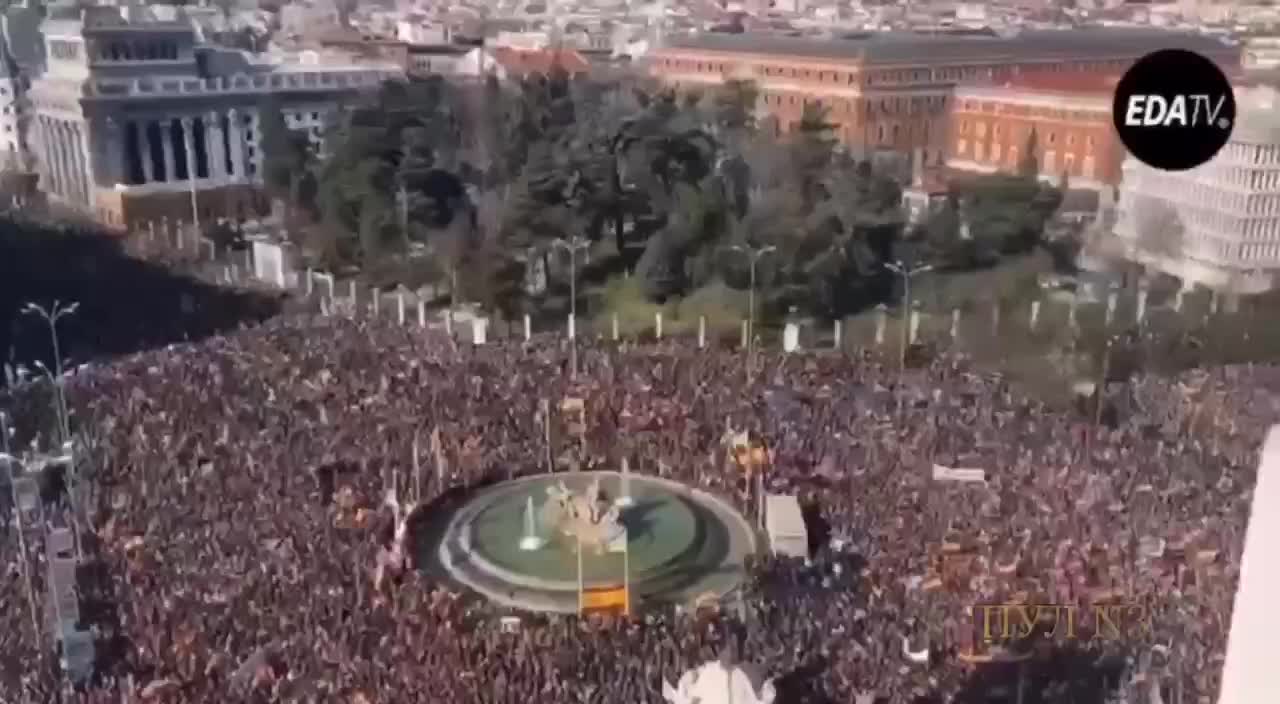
[518, 496, 545, 551]
[616, 459, 635, 508]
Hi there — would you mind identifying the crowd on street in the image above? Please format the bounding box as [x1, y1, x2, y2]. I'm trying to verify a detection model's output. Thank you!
[0, 311, 1272, 704]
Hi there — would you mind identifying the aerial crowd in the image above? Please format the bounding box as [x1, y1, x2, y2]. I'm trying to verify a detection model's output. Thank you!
[0, 309, 1272, 704]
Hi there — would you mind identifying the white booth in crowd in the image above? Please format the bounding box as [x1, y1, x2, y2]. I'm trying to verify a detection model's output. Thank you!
[764, 493, 808, 559]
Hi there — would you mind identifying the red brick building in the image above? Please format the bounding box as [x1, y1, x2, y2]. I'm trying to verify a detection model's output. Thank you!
[649, 29, 1239, 166]
[946, 73, 1123, 189]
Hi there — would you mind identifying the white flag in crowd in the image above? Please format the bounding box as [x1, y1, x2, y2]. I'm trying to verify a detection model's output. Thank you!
[931, 464, 986, 483]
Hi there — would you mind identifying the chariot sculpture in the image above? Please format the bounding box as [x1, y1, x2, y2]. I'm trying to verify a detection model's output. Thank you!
[535, 478, 626, 554]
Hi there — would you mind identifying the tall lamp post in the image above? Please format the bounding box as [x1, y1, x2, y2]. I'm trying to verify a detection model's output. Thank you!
[1, 413, 42, 647]
[553, 236, 591, 379]
[883, 262, 932, 417]
[22, 301, 78, 444]
[730, 244, 776, 382]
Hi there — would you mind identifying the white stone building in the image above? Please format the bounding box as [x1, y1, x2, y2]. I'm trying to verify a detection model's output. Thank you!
[1112, 85, 1280, 294]
[0, 35, 27, 166]
[27, 5, 402, 228]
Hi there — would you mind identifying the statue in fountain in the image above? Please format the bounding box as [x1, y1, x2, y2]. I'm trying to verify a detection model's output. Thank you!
[540, 478, 626, 554]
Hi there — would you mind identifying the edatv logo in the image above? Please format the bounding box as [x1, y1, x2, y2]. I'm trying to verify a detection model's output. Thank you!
[1112, 49, 1235, 171]
[1122, 95, 1231, 129]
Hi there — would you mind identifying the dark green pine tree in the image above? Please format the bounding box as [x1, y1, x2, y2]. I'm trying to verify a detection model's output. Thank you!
[1017, 127, 1040, 180]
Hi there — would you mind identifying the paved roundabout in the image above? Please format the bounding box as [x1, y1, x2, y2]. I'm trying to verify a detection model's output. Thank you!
[435, 471, 758, 613]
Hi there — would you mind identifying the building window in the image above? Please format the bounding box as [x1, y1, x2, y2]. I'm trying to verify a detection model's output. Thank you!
[976, 122, 987, 138]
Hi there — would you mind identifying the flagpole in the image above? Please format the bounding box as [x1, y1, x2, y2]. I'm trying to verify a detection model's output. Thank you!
[412, 429, 421, 504]
[577, 531, 584, 614]
[623, 527, 631, 617]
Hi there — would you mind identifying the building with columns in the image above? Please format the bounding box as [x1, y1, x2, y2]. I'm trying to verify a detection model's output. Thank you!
[1112, 85, 1280, 294]
[28, 5, 403, 229]
[946, 73, 1124, 191]
[649, 29, 1238, 163]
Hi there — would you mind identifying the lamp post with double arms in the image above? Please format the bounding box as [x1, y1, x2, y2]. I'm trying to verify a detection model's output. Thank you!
[21, 301, 78, 444]
[730, 244, 776, 382]
[553, 236, 591, 379]
[883, 262, 932, 417]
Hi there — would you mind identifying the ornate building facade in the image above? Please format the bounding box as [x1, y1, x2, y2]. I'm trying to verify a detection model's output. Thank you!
[28, 6, 402, 229]
[1112, 85, 1280, 293]
[946, 73, 1124, 190]
[648, 29, 1239, 164]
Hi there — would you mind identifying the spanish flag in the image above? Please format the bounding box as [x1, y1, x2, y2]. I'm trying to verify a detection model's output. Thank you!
[733, 444, 770, 472]
[581, 586, 628, 613]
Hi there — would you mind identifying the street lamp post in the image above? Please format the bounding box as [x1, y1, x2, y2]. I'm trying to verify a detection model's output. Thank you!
[883, 262, 933, 417]
[553, 236, 591, 379]
[730, 244, 776, 382]
[22, 301, 78, 444]
[1, 413, 42, 649]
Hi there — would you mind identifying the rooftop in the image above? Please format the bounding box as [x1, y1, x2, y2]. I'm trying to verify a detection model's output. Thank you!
[957, 72, 1121, 97]
[661, 28, 1237, 65]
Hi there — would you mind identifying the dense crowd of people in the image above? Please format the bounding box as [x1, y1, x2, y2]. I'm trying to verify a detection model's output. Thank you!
[0, 311, 1272, 704]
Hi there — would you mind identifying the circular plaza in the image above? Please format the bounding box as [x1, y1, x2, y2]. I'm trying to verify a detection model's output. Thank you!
[436, 471, 758, 613]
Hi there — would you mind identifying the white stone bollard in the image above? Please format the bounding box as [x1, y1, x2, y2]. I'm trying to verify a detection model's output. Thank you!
[445, 310, 453, 338]
[741, 320, 749, 349]
[1029, 300, 1041, 331]
[568, 314, 576, 340]
[1136, 287, 1149, 326]
[1105, 291, 1118, 327]
[833, 319, 842, 349]
[991, 303, 1001, 334]
[147, 221, 156, 242]
[397, 293, 406, 326]
[473, 318, 488, 345]
[524, 314, 532, 342]
[372, 290, 381, 317]
[908, 305, 921, 345]
[322, 274, 334, 301]
[320, 297, 330, 316]
[875, 305, 887, 346]
[1068, 294, 1079, 330]
[611, 314, 620, 342]
[1174, 289, 1185, 313]
[417, 300, 426, 327]
[348, 280, 358, 308]
[655, 312, 663, 340]
[698, 316, 707, 349]
[306, 269, 314, 296]
[950, 308, 961, 340]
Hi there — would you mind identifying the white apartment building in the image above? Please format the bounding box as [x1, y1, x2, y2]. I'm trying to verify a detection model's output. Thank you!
[27, 4, 402, 229]
[1112, 85, 1280, 294]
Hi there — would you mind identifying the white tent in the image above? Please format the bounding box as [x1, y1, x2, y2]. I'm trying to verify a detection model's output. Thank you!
[663, 660, 776, 704]
[1218, 425, 1280, 704]
[764, 494, 807, 559]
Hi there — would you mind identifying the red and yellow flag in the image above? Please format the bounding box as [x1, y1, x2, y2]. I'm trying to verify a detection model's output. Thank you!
[581, 586, 628, 613]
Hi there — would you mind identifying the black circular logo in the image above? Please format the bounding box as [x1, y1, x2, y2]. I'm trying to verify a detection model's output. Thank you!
[1112, 49, 1235, 171]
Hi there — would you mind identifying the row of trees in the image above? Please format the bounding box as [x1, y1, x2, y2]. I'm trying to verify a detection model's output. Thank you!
[257, 68, 1065, 322]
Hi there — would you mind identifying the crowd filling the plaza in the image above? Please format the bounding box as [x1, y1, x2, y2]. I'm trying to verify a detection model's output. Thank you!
[0, 312, 1270, 704]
